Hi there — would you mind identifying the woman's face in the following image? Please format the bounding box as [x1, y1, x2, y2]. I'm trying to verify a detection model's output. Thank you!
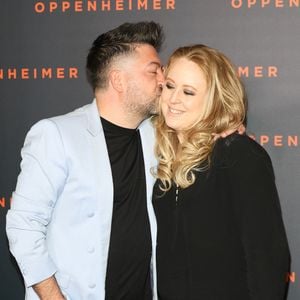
[161, 57, 208, 133]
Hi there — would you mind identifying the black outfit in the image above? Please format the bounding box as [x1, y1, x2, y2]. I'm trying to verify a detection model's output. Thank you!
[153, 133, 290, 300]
[102, 117, 152, 300]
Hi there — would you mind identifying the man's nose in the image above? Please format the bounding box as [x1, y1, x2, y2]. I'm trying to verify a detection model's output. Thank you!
[157, 68, 165, 87]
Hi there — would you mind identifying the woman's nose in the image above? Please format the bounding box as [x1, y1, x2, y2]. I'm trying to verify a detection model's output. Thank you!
[169, 90, 180, 104]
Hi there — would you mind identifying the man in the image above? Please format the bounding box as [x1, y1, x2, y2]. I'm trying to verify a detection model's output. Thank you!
[6, 22, 164, 300]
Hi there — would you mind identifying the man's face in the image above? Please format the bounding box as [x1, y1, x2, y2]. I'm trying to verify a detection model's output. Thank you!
[123, 44, 164, 118]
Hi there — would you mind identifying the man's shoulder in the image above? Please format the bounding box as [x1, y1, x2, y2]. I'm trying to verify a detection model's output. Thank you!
[26, 101, 95, 143]
[49, 102, 92, 127]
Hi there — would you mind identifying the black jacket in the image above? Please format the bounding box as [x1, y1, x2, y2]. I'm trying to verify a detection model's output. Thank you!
[153, 133, 290, 300]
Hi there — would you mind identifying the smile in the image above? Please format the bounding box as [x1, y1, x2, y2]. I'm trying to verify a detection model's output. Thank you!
[169, 107, 183, 114]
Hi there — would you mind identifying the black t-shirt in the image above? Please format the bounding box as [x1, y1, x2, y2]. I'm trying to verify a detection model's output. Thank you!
[101, 117, 152, 300]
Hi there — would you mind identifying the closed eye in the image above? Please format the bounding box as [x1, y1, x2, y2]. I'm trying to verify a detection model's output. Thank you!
[149, 67, 162, 75]
[184, 90, 195, 96]
[166, 82, 175, 89]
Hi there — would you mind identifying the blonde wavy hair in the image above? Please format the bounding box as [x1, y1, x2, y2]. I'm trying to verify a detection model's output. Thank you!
[153, 44, 246, 191]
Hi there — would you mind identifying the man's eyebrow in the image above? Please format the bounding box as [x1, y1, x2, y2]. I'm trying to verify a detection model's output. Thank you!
[148, 62, 161, 67]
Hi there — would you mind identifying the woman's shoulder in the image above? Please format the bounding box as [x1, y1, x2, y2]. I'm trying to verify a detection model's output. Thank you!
[212, 132, 272, 168]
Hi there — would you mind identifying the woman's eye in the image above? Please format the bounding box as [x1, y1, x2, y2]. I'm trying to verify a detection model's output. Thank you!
[184, 90, 195, 96]
[165, 83, 174, 89]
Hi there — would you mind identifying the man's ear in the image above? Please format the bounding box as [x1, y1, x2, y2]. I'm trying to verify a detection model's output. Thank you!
[109, 69, 124, 93]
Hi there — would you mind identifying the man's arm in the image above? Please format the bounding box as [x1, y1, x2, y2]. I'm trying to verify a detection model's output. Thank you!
[213, 123, 246, 140]
[6, 119, 68, 292]
[33, 276, 65, 300]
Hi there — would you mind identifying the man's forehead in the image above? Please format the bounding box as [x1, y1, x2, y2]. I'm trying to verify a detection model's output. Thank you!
[115, 44, 161, 69]
[135, 44, 161, 63]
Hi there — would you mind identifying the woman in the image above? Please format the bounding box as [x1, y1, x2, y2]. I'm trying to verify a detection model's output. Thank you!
[152, 45, 290, 299]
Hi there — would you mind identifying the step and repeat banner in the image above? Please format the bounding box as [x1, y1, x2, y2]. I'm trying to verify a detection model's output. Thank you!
[1, 0, 299, 299]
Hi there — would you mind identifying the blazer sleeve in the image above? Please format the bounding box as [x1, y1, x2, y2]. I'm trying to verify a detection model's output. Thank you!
[6, 119, 68, 288]
[227, 138, 290, 300]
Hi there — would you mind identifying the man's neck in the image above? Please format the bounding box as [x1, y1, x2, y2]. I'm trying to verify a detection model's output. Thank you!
[95, 94, 144, 129]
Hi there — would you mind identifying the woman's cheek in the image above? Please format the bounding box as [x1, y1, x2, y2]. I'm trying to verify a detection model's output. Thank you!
[161, 101, 168, 118]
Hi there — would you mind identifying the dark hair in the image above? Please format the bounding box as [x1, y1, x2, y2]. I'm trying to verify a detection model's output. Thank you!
[86, 21, 164, 91]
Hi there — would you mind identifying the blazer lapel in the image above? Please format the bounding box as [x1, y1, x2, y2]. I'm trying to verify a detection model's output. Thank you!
[85, 99, 114, 280]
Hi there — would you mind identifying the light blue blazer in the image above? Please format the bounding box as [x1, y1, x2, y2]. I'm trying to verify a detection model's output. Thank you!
[6, 100, 158, 300]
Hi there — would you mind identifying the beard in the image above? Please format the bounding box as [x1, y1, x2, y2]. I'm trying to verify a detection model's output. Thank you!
[124, 81, 160, 120]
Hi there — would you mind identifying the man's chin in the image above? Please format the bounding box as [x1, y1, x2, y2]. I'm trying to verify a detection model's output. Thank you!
[143, 110, 156, 119]
[148, 103, 158, 116]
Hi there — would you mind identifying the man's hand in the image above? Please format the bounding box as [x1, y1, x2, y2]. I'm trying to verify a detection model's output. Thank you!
[212, 124, 246, 141]
[33, 276, 66, 300]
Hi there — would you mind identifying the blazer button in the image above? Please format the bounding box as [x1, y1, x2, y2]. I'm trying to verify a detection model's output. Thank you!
[10, 236, 18, 244]
[87, 246, 95, 253]
[87, 212, 95, 218]
[88, 283, 96, 289]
